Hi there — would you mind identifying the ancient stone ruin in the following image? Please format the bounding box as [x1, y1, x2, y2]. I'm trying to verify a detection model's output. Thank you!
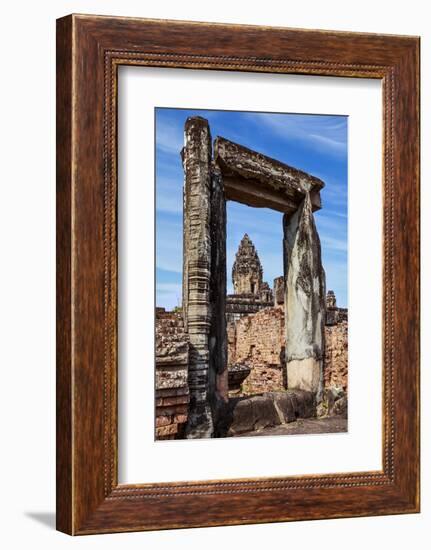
[155, 308, 190, 439]
[156, 115, 347, 439]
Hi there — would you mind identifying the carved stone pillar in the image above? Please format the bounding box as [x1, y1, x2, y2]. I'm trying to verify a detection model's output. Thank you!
[209, 163, 228, 433]
[182, 117, 214, 438]
[283, 192, 326, 400]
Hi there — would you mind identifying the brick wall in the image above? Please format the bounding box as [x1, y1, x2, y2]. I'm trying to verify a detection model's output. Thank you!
[155, 309, 190, 439]
[324, 321, 348, 390]
[227, 307, 285, 395]
[228, 306, 348, 396]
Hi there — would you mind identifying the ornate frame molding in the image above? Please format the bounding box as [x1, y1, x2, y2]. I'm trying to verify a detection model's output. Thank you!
[57, 15, 419, 534]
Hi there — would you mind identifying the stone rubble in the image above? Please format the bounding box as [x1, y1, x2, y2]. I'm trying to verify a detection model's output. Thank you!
[155, 309, 190, 439]
[324, 320, 348, 391]
[227, 390, 316, 436]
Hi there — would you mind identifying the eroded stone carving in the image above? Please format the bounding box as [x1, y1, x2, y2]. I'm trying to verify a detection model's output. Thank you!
[181, 117, 214, 438]
[214, 137, 324, 213]
[283, 193, 326, 398]
[209, 163, 229, 432]
[273, 276, 285, 306]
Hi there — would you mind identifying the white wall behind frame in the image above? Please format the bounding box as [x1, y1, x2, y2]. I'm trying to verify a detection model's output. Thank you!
[118, 66, 382, 484]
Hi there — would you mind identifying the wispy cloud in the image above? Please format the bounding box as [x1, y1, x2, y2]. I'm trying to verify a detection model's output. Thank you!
[249, 113, 348, 158]
[156, 177, 183, 214]
[157, 282, 182, 294]
[326, 210, 347, 219]
[315, 211, 347, 254]
[155, 257, 182, 274]
[155, 117, 184, 156]
[308, 133, 346, 154]
[320, 235, 348, 253]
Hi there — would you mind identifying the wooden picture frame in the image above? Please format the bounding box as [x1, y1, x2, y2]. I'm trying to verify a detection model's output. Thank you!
[56, 14, 420, 535]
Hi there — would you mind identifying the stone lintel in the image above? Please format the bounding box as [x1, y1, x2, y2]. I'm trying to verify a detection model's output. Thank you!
[222, 176, 298, 213]
[214, 136, 324, 213]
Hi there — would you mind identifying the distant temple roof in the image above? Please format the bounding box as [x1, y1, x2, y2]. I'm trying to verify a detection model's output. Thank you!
[232, 234, 263, 282]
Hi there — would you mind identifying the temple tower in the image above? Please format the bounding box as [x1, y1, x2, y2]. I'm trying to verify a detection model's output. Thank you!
[232, 234, 263, 295]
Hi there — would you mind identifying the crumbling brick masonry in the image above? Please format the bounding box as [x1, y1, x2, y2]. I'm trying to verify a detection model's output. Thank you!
[228, 307, 285, 396]
[155, 309, 190, 439]
[227, 299, 348, 397]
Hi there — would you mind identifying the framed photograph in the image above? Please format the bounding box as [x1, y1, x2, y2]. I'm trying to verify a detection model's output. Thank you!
[56, 14, 420, 534]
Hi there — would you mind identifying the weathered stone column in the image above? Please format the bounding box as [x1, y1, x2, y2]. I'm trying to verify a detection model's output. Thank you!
[209, 163, 228, 434]
[283, 192, 326, 399]
[182, 117, 214, 438]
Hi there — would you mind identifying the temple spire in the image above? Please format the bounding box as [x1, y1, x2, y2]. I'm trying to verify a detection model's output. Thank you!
[232, 234, 263, 295]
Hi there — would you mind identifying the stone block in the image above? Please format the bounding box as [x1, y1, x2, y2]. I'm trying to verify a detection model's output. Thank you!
[156, 404, 188, 417]
[273, 276, 285, 305]
[156, 394, 190, 407]
[155, 415, 172, 427]
[228, 394, 281, 435]
[265, 391, 296, 423]
[317, 387, 347, 418]
[156, 424, 178, 438]
[174, 414, 188, 424]
[332, 395, 348, 418]
[285, 389, 316, 419]
[214, 136, 324, 214]
[252, 396, 281, 431]
[286, 357, 322, 393]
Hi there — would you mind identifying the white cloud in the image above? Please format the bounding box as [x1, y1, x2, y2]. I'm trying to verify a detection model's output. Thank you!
[320, 235, 348, 253]
[248, 113, 347, 157]
[156, 260, 182, 274]
[155, 118, 183, 156]
[157, 282, 182, 294]
[156, 186, 182, 214]
[308, 133, 347, 154]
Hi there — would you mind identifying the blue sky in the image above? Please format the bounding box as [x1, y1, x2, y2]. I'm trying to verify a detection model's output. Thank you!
[155, 108, 348, 310]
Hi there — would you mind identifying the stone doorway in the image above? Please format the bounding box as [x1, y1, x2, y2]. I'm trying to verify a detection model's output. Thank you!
[181, 116, 326, 438]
